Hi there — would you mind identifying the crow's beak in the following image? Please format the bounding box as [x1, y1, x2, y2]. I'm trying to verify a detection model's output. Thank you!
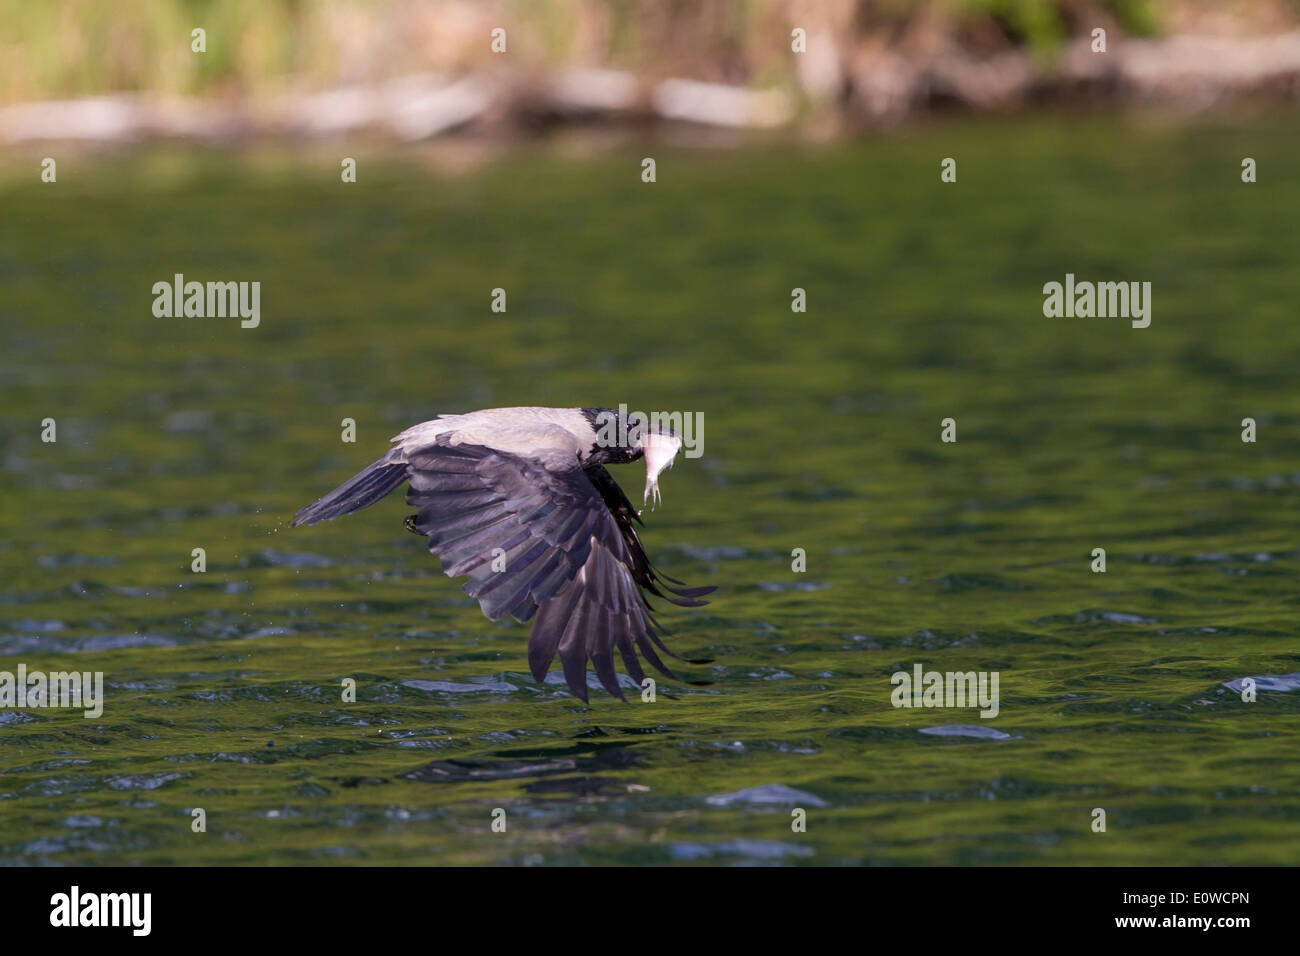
[641, 431, 682, 511]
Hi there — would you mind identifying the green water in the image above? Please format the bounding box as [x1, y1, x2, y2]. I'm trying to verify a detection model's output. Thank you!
[3, 115, 1300, 865]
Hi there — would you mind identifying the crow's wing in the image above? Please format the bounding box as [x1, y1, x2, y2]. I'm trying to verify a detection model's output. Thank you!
[404, 440, 713, 701]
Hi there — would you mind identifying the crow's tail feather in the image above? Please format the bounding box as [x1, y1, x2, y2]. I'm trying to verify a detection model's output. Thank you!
[292, 457, 408, 527]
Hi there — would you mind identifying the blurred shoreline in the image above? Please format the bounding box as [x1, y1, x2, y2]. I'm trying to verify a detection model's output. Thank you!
[5, 1, 1300, 147]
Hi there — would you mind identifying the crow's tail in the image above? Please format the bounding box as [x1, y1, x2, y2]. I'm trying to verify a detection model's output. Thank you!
[292, 456, 408, 527]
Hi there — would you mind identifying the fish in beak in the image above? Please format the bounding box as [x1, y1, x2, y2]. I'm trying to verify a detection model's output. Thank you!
[640, 429, 682, 511]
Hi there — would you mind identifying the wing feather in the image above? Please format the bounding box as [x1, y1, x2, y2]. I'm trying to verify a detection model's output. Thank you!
[403, 441, 713, 699]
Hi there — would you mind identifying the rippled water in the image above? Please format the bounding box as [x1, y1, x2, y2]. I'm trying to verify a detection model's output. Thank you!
[3, 116, 1300, 864]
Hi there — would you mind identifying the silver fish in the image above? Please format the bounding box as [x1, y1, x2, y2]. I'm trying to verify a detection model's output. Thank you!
[640, 429, 682, 511]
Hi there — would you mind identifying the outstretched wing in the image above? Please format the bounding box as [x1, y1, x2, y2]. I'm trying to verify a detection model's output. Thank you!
[404, 441, 714, 701]
[404, 439, 599, 624]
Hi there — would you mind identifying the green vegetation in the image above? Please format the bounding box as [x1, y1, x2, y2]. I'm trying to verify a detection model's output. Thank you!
[0, 0, 1161, 102]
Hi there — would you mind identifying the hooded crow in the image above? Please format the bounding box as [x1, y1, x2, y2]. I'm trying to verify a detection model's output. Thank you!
[292, 406, 716, 702]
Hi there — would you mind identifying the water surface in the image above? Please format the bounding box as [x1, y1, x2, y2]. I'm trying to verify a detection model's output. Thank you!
[3, 116, 1300, 864]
